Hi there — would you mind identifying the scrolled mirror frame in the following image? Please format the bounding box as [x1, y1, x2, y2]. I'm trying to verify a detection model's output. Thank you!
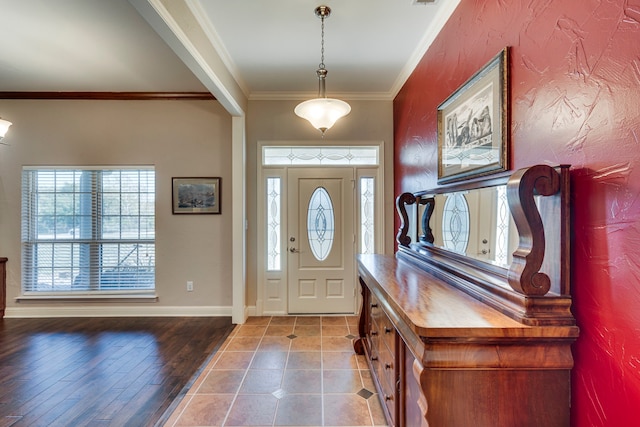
[507, 164, 561, 296]
[395, 164, 573, 326]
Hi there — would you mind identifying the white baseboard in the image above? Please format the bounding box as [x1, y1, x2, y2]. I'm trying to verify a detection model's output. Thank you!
[245, 305, 257, 318]
[4, 305, 233, 318]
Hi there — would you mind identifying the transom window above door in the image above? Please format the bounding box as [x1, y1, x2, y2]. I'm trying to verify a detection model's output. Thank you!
[262, 146, 378, 166]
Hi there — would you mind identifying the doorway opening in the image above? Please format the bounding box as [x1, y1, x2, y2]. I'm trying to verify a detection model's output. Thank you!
[258, 144, 384, 315]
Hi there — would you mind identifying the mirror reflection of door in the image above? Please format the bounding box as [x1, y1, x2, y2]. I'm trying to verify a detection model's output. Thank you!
[287, 168, 355, 314]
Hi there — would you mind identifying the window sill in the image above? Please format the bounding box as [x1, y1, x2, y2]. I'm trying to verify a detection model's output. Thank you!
[16, 292, 158, 302]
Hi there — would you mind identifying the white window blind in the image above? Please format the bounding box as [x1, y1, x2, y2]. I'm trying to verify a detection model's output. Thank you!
[21, 167, 155, 294]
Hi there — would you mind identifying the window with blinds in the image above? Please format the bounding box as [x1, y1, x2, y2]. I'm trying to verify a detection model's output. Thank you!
[21, 167, 156, 294]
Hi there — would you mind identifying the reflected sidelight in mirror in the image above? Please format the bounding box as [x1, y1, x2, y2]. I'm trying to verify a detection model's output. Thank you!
[395, 164, 572, 326]
[413, 186, 516, 267]
[397, 164, 569, 294]
[402, 179, 563, 280]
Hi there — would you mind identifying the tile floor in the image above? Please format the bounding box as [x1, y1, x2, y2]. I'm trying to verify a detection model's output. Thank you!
[162, 315, 388, 427]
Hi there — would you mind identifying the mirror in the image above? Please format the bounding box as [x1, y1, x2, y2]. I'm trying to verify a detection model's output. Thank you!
[417, 186, 516, 268]
[395, 164, 572, 325]
[400, 174, 563, 294]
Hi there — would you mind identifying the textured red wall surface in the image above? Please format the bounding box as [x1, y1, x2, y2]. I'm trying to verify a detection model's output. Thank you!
[394, 0, 640, 425]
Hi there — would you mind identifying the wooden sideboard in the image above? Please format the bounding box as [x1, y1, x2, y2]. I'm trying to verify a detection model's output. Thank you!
[353, 165, 578, 426]
[0, 258, 6, 318]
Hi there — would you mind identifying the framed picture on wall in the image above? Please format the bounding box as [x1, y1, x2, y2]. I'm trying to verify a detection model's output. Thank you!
[437, 47, 510, 184]
[172, 177, 221, 214]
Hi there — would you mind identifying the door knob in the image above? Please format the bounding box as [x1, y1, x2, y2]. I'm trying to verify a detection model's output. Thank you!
[289, 247, 300, 253]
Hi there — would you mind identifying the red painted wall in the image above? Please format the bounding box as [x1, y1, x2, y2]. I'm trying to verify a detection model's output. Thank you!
[394, 0, 640, 425]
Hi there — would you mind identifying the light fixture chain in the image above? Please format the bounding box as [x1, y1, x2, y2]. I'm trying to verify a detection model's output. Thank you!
[319, 15, 325, 70]
[294, 5, 350, 136]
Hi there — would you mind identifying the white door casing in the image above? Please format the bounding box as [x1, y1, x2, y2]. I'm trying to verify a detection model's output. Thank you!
[257, 143, 385, 317]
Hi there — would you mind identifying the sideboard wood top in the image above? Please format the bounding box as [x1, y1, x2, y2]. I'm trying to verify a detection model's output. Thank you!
[358, 254, 578, 340]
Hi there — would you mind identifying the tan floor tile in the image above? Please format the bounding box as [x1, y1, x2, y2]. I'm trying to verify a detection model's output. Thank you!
[212, 351, 254, 370]
[225, 325, 242, 339]
[323, 369, 363, 393]
[226, 336, 261, 351]
[239, 369, 283, 394]
[175, 394, 234, 426]
[322, 325, 350, 336]
[258, 336, 292, 351]
[290, 336, 321, 351]
[355, 353, 369, 370]
[282, 369, 322, 394]
[323, 351, 359, 369]
[369, 394, 389, 426]
[162, 394, 191, 425]
[286, 351, 321, 369]
[323, 393, 373, 426]
[202, 350, 223, 370]
[197, 370, 245, 394]
[250, 351, 288, 370]
[323, 336, 356, 352]
[295, 316, 321, 325]
[346, 315, 360, 326]
[294, 325, 321, 336]
[348, 323, 362, 335]
[188, 369, 211, 394]
[163, 313, 388, 427]
[264, 325, 294, 336]
[274, 394, 322, 426]
[225, 394, 278, 426]
[359, 368, 377, 392]
[321, 316, 348, 326]
[244, 316, 272, 325]
[235, 325, 267, 337]
[270, 316, 296, 325]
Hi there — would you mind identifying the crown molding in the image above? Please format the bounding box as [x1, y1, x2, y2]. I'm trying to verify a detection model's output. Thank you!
[391, 0, 461, 97]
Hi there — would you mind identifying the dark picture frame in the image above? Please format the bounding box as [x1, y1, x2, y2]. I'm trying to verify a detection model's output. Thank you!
[172, 177, 221, 214]
[437, 47, 510, 184]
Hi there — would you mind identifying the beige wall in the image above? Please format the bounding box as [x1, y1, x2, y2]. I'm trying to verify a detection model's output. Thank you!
[0, 98, 393, 316]
[0, 99, 233, 316]
[245, 99, 395, 307]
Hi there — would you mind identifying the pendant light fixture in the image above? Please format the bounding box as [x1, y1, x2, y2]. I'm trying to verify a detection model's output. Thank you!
[0, 118, 12, 141]
[294, 5, 351, 136]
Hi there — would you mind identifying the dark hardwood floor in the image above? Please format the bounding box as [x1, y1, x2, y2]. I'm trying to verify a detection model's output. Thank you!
[0, 316, 234, 427]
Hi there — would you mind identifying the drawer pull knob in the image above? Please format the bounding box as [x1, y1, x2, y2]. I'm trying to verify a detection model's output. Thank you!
[371, 356, 379, 361]
[371, 331, 378, 336]
[385, 363, 392, 370]
[385, 394, 393, 401]
[371, 303, 378, 308]
[384, 327, 392, 333]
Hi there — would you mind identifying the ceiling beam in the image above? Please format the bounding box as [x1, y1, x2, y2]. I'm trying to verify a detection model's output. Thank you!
[0, 92, 215, 100]
[128, 0, 247, 116]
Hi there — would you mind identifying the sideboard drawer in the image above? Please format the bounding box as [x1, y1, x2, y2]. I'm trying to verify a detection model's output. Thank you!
[368, 293, 398, 425]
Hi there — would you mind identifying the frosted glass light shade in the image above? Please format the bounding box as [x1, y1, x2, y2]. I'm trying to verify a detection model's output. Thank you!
[295, 98, 351, 134]
[0, 118, 12, 139]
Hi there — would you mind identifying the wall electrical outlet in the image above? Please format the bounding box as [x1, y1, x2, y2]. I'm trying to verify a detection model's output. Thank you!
[187, 281, 194, 292]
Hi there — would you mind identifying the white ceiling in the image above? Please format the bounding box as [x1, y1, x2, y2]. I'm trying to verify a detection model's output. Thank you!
[0, 0, 458, 101]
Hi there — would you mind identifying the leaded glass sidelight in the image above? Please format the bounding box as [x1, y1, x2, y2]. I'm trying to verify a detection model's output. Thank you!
[442, 192, 470, 254]
[307, 187, 335, 261]
[266, 177, 281, 271]
[495, 185, 510, 266]
[360, 177, 375, 254]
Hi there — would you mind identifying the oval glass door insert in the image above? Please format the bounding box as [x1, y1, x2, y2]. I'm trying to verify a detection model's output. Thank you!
[307, 187, 335, 261]
[442, 192, 470, 254]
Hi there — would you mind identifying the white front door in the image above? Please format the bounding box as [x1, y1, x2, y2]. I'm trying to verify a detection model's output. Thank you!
[287, 167, 355, 314]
